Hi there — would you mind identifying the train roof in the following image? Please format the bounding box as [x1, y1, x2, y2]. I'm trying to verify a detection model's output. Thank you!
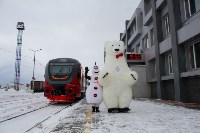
[48, 58, 81, 65]
[45, 58, 81, 84]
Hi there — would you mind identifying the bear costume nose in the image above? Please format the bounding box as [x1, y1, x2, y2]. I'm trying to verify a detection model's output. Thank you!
[114, 49, 119, 51]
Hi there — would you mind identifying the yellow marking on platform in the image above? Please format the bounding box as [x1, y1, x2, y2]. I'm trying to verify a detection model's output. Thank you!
[83, 104, 93, 133]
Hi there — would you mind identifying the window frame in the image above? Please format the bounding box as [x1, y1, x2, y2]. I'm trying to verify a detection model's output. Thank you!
[168, 54, 174, 74]
[150, 29, 154, 47]
[184, 0, 200, 19]
[133, 18, 137, 33]
[143, 35, 149, 51]
[148, 59, 156, 78]
[136, 43, 142, 54]
[128, 18, 137, 38]
[164, 15, 170, 36]
[187, 41, 200, 69]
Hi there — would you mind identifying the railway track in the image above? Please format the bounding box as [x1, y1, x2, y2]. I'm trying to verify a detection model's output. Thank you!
[0, 102, 55, 124]
[0, 100, 79, 132]
[0, 97, 42, 104]
[24, 104, 72, 133]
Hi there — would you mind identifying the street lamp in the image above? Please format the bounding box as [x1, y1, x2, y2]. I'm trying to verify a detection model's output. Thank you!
[29, 49, 42, 91]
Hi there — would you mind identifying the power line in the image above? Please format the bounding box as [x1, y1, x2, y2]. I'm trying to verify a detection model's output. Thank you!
[0, 47, 45, 68]
[0, 47, 16, 54]
[0, 47, 32, 58]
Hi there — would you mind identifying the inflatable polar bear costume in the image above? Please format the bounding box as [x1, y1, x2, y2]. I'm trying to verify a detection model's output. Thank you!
[98, 41, 138, 113]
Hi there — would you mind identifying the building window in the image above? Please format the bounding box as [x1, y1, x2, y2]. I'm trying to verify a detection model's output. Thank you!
[165, 53, 174, 75]
[184, 0, 200, 19]
[150, 29, 154, 46]
[188, 41, 200, 69]
[128, 29, 133, 39]
[140, 12, 143, 26]
[143, 35, 149, 51]
[128, 18, 137, 38]
[168, 54, 174, 74]
[144, 0, 152, 16]
[163, 15, 170, 36]
[149, 59, 156, 78]
[133, 18, 137, 33]
[131, 48, 135, 53]
[136, 43, 142, 54]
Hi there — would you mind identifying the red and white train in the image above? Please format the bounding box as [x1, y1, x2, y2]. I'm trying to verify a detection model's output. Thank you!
[44, 58, 85, 102]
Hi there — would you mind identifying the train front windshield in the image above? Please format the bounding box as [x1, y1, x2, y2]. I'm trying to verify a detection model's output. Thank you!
[49, 62, 74, 80]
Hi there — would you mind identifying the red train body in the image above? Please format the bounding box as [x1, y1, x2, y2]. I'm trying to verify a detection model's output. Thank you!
[44, 58, 85, 102]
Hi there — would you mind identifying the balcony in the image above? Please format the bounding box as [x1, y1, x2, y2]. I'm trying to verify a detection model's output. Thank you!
[144, 45, 156, 61]
[120, 30, 126, 41]
[128, 30, 142, 46]
[159, 34, 172, 54]
[144, 8, 152, 26]
[156, 0, 166, 10]
[177, 11, 200, 44]
[126, 8, 143, 46]
[127, 8, 139, 29]
[181, 69, 200, 77]
[161, 74, 174, 81]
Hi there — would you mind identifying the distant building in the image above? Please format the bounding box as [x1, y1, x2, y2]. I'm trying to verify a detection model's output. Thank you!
[120, 0, 200, 103]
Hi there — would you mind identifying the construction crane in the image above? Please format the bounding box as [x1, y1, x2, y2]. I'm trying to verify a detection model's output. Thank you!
[14, 22, 25, 91]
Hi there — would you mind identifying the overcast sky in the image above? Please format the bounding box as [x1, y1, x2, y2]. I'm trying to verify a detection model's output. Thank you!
[0, 0, 140, 84]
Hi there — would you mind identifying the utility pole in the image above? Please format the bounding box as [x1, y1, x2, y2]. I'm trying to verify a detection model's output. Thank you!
[29, 49, 42, 91]
[14, 22, 25, 91]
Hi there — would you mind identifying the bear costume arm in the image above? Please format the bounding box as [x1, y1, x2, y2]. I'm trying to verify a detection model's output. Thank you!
[123, 71, 138, 87]
[98, 70, 110, 87]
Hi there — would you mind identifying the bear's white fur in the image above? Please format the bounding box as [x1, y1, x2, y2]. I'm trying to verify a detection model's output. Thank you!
[98, 41, 138, 109]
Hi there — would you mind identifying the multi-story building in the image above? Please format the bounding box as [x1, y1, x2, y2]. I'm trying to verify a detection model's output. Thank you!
[120, 0, 200, 103]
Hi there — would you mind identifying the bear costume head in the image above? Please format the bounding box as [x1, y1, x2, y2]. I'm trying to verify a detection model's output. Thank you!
[105, 41, 124, 59]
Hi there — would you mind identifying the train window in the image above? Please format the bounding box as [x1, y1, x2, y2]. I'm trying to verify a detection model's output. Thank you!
[50, 65, 73, 75]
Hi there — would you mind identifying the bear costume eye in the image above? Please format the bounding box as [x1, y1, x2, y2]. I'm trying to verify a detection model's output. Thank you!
[112, 45, 114, 46]
[119, 45, 120, 46]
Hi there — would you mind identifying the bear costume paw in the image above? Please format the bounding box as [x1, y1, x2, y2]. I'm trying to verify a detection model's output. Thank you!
[108, 108, 119, 113]
[108, 108, 131, 113]
[119, 107, 131, 113]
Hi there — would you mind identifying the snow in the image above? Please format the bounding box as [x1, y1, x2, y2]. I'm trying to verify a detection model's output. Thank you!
[92, 100, 200, 133]
[0, 88, 200, 133]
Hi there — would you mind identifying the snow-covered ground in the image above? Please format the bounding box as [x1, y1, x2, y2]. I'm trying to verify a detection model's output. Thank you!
[0, 88, 71, 133]
[0, 88, 200, 133]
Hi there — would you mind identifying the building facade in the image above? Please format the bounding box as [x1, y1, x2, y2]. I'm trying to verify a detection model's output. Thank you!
[120, 0, 200, 103]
